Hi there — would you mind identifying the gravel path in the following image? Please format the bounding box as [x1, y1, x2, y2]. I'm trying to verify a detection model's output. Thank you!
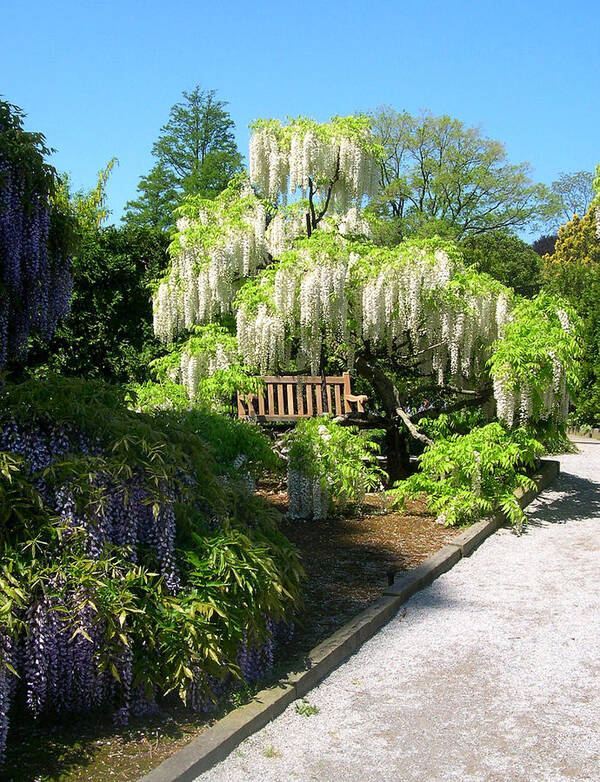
[198, 444, 600, 782]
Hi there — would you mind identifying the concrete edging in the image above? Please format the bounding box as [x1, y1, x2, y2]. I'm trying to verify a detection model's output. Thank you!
[139, 458, 560, 782]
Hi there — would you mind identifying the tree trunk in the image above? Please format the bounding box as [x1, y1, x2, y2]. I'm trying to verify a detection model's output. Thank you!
[385, 425, 411, 485]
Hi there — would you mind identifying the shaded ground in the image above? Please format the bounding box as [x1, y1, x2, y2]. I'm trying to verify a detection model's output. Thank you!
[1, 491, 455, 782]
[278, 493, 458, 656]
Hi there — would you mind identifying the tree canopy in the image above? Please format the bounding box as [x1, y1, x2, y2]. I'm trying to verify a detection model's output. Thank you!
[550, 170, 595, 226]
[150, 113, 577, 477]
[367, 106, 558, 241]
[123, 87, 243, 231]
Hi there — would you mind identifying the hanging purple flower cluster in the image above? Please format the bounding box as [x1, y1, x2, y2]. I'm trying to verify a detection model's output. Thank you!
[0, 162, 72, 363]
[236, 617, 294, 683]
[0, 414, 180, 590]
[0, 414, 181, 758]
[185, 618, 294, 713]
[0, 99, 74, 365]
[0, 409, 297, 763]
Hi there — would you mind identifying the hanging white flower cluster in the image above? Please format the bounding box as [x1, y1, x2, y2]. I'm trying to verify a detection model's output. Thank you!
[236, 304, 286, 374]
[178, 341, 235, 399]
[337, 207, 372, 237]
[596, 206, 600, 239]
[287, 468, 329, 521]
[361, 251, 514, 387]
[491, 304, 572, 427]
[153, 188, 268, 343]
[249, 118, 379, 209]
[298, 260, 349, 373]
[265, 209, 307, 258]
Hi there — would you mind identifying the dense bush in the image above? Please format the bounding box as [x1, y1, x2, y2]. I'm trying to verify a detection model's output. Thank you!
[542, 206, 600, 426]
[390, 422, 544, 531]
[0, 376, 303, 760]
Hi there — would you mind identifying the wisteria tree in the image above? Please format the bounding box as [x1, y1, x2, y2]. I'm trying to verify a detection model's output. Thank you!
[152, 113, 577, 480]
[0, 99, 74, 365]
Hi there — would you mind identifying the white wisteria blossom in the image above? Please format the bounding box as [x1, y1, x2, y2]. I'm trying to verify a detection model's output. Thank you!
[151, 112, 577, 442]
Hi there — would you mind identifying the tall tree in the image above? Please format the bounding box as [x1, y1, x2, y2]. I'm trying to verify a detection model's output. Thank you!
[368, 106, 558, 241]
[123, 86, 243, 231]
[150, 115, 576, 480]
[550, 170, 595, 225]
[121, 163, 179, 231]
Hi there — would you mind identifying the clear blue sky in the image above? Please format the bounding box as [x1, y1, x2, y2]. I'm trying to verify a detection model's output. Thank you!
[3, 0, 599, 231]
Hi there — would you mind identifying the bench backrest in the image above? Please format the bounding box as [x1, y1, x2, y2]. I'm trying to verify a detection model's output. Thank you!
[237, 372, 364, 421]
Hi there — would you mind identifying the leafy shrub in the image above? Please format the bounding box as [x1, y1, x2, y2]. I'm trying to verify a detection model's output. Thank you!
[0, 376, 303, 760]
[284, 418, 384, 520]
[131, 383, 281, 480]
[389, 422, 544, 531]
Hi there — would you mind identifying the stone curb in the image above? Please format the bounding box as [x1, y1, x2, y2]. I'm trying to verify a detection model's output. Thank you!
[139, 458, 559, 782]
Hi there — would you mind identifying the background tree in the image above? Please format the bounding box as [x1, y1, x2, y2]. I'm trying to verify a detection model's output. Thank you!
[542, 205, 600, 425]
[460, 231, 542, 297]
[118, 163, 178, 231]
[27, 225, 168, 382]
[24, 160, 169, 383]
[550, 170, 595, 225]
[123, 86, 243, 231]
[367, 106, 558, 242]
[531, 233, 558, 256]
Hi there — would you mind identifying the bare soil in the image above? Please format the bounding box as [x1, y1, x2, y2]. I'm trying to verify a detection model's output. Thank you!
[2, 491, 456, 782]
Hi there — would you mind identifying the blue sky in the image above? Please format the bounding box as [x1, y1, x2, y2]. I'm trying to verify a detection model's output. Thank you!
[2, 0, 599, 231]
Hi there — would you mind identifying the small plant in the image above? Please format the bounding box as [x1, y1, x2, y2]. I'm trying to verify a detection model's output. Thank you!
[295, 699, 320, 716]
[263, 746, 282, 758]
[284, 417, 385, 521]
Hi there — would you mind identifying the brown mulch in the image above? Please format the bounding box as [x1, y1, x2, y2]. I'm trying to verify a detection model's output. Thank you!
[265, 488, 460, 658]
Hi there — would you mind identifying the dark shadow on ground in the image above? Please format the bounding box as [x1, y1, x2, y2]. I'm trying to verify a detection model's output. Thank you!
[525, 472, 600, 527]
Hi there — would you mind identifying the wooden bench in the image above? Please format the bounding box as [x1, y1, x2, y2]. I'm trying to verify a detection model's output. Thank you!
[237, 372, 368, 422]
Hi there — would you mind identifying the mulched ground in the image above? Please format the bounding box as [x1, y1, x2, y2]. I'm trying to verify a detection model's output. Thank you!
[2, 490, 458, 782]
[277, 491, 459, 656]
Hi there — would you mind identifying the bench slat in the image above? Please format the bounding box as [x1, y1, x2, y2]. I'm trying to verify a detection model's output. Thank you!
[237, 373, 367, 420]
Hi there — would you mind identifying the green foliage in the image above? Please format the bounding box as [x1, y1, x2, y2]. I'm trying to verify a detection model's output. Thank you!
[131, 390, 281, 479]
[52, 158, 118, 234]
[123, 86, 243, 232]
[542, 205, 600, 425]
[488, 292, 580, 419]
[460, 231, 542, 297]
[368, 106, 558, 240]
[26, 225, 169, 383]
[0, 375, 303, 708]
[0, 98, 57, 202]
[285, 418, 384, 509]
[390, 422, 544, 531]
[295, 699, 319, 716]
